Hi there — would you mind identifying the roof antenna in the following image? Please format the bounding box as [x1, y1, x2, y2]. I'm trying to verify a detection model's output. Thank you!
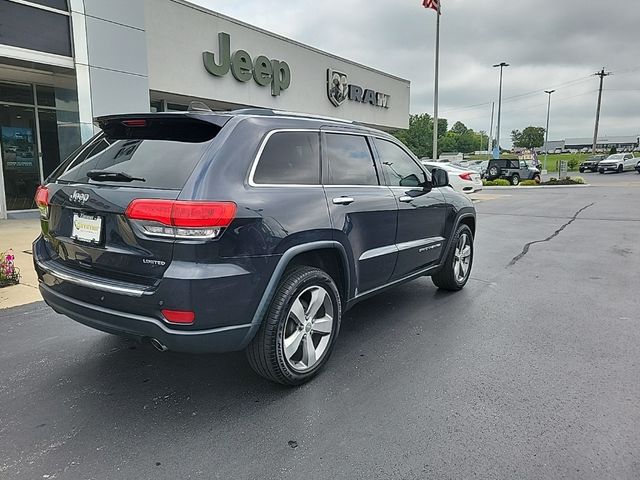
[188, 101, 212, 112]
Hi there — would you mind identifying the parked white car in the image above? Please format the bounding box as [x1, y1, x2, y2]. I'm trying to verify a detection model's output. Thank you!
[598, 153, 637, 173]
[422, 161, 483, 194]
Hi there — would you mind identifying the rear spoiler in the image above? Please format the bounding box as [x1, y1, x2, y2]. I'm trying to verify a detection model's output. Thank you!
[95, 112, 232, 129]
[94, 113, 232, 143]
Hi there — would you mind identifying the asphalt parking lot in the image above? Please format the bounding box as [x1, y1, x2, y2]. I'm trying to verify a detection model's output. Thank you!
[1, 177, 639, 479]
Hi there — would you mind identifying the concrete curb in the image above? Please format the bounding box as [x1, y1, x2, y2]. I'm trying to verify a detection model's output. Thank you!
[483, 184, 590, 190]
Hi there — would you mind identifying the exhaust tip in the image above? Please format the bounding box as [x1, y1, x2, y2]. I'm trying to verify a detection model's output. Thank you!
[149, 337, 168, 352]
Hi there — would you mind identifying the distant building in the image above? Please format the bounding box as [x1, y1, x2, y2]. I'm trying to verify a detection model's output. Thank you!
[540, 140, 566, 152]
[542, 136, 640, 153]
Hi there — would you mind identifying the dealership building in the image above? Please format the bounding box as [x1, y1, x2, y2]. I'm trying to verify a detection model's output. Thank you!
[0, 0, 410, 218]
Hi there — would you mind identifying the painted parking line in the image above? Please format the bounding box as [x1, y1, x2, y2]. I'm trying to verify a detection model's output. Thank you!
[469, 193, 511, 203]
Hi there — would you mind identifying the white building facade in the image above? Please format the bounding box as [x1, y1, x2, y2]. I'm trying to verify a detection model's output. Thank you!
[0, 0, 410, 218]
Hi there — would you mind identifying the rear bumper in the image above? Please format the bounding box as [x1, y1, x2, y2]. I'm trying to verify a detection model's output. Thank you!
[39, 282, 256, 353]
[33, 235, 274, 353]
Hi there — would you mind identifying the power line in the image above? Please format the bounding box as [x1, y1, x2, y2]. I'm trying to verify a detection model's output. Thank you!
[439, 73, 594, 115]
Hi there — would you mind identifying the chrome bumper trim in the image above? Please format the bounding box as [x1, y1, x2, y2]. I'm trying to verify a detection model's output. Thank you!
[35, 257, 153, 297]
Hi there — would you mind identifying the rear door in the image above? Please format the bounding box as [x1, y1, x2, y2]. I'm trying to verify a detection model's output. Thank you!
[321, 131, 398, 294]
[373, 138, 447, 280]
[42, 116, 224, 285]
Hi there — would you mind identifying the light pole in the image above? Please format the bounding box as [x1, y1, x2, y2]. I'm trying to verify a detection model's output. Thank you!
[544, 89, 555, 172]
[492, 62, 509, 159]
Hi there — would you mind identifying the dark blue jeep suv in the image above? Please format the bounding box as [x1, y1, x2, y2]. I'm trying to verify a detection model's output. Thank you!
[33, 109, 476, 385]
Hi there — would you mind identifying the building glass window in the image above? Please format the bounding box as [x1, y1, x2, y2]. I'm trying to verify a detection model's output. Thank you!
[36, 85, 56, 107]
[0, 80, 81, 211]
[0, 1, 72, 57]
[27, 0, 69, 12]
[0, 105, 40, 210]
[0, 81, 34, 104]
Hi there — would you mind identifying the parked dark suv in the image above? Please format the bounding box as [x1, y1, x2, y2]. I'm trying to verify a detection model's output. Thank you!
[579, 155, 605, 173]
[33, 109, 476, 385]
[485, 158, 541, 185]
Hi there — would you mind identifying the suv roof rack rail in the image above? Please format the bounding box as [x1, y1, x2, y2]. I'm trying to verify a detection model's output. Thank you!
[228, 107, 354, 124]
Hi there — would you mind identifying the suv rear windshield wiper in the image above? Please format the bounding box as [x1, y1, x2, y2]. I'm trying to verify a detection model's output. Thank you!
[87, 170, 146, 182]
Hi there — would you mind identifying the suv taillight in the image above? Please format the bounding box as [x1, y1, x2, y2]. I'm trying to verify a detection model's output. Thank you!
[125, 199, 236, 240]
[34, 185, 49, 219]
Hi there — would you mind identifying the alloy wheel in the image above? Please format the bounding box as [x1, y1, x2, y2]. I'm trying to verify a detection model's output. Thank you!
[453, 233, 472, 283]
[282, 286, 334, 373]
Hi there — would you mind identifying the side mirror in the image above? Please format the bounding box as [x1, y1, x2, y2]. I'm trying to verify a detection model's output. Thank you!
[431, 168, 449, 188]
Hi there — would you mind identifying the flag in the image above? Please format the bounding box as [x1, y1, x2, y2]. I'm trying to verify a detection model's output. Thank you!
[423, 0, 440, 14]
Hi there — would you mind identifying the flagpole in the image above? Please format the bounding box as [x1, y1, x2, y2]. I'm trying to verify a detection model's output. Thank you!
[432, 4, 440, 160]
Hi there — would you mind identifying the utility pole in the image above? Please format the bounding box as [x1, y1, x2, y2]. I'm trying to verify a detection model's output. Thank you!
[493, 62, 509, 159]
[544, 90, 555, 172]
[488, 101, 495, 160]
[432, 4, 441, 160]
[592, 67, 611, 154]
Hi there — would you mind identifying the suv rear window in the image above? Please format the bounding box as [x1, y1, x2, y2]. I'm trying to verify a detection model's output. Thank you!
[52, 118, 220, 190]
[253, 131, 320, 185]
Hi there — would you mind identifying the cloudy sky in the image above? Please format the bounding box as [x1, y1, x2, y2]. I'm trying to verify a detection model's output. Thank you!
[194, 0, 640, 146]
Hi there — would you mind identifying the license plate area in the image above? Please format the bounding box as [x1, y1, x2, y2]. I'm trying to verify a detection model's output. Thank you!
[71, 213, 103, 244]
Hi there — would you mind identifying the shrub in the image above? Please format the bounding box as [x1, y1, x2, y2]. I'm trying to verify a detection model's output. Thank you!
[568, 159, 579, 170]
[519, 180, 539, 186]
[482, 179, 511, 186]
[542, 177, 586, 186]
[0, 249, 20, 288]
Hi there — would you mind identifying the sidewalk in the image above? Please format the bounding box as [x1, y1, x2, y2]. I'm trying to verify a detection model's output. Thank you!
[0, 219, 42, 309]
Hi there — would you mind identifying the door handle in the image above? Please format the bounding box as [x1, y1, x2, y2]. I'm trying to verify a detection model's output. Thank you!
[399, 196, 414, 203]
[332, 196, 355, 205]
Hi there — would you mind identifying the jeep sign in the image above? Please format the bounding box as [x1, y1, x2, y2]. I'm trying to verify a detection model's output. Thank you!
[203, 33, 291, 96]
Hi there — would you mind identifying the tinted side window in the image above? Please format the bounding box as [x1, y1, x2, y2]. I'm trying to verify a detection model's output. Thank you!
[325, 134, 378, 185]
[253, 132, 320, 185]
[375, 139, 427, 187]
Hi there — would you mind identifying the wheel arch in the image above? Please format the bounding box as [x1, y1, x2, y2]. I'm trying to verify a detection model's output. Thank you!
[439, 210, 476, 269]
[240, 241, 351, 348]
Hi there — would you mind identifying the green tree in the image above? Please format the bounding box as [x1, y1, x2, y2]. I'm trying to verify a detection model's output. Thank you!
[511, 126, 545, 149]
[392, 115, 488, 158]
[438, 132, 459, 153]
[392, 113, 433, 158]
[450, 121, 468, 135]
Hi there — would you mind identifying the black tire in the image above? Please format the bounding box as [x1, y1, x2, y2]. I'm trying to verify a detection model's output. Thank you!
[579, 168, 584, 173]
[617, 164, 623, 173]
[487, 165, 499, 180]
[246, 266, 341, 385]
[431, 224, 474, 291]
[533, 174, 541, 184]
[599, 169, 604, 174]
[510, 174, 520, 186]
